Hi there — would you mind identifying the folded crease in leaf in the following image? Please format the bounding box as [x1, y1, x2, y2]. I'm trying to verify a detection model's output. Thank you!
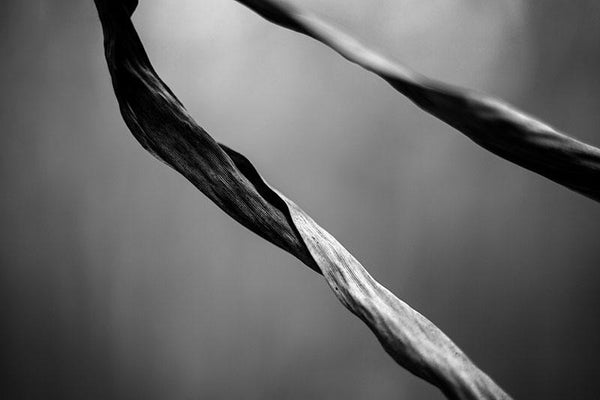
[219, 144, 321, 273]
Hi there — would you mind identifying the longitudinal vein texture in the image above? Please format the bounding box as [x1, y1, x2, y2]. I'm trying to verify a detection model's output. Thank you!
[93, 1, 510, 399]
[235, 0, 600, 203]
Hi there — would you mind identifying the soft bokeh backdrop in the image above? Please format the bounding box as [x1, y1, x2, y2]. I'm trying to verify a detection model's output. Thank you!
[2, 1, 599, 398]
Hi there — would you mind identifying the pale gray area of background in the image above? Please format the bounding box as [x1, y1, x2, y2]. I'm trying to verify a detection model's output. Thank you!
[1, 1, 599, 399]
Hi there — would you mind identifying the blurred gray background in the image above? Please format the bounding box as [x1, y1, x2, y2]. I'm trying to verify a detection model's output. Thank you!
[2, 1, 600, 398]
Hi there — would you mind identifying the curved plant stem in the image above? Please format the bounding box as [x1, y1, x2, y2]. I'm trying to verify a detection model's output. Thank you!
[235, 0, 600, 203]
[93, 1, 511, 399]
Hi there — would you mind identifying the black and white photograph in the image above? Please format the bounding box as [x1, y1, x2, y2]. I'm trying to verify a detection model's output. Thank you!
[2, 1, 600, 399]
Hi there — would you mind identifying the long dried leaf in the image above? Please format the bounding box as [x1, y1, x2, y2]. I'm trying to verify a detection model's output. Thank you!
[235, 0, 600, 202]
[93, 1, 510, 399]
